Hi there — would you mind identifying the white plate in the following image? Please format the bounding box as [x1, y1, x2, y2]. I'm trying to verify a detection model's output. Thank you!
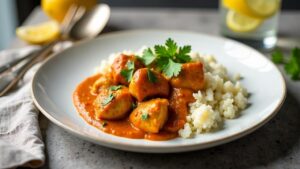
[32, 30, 286, 153]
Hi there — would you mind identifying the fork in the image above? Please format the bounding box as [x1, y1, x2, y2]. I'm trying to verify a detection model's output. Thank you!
[0, 5, 85, 96]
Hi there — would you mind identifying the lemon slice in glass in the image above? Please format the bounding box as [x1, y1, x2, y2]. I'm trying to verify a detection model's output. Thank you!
[226, 10, 262, 32]
[16, 21, 60, 45]
[223, 0, 280, 19]
[247, 0, 280, 18]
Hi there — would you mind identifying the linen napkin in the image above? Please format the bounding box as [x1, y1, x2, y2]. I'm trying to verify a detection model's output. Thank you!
[0, 42, 72, 169]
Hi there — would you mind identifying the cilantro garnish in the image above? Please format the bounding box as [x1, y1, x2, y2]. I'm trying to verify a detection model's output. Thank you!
[155, 40, 176, 58]
[139, 38, 191, 78]
[141, 112, 149, 120]
[147, 68, 157, 83]
[101, 93, 114, 106]
[271, 47, 300, 80]
[132, 102, 137, 109]
[141, 48, 156, 65]
[176, 46, 192, 63]
[120, 60, 135, 82]
[109, 85, 122, 91]
[285, 47, 300, 80]
[162, 59, 182, 78]
[102, 121, 108, 127]
[271, 50, 284, 64]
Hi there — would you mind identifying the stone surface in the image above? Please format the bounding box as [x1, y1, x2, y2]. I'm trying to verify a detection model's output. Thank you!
[11, 7, 300, 169]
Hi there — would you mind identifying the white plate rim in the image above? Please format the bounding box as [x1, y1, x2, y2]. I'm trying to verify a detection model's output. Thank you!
[31, 29, 287, 152]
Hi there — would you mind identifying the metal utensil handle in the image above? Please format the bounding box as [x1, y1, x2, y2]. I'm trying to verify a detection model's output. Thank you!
[0, 41, 56, 97]
[0, 50, 39, 75]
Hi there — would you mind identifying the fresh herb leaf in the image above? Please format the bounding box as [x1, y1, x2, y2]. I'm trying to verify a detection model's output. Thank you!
[165, 38, 178, 56]
[155, 57, 169, 71]
[272, 50, 284, 64]
[147, 68, 157, 83]
[162, 59, 182, 78]
[140, 48, 156, 65]
[141, 112, 149, 120]
[154, 38, 178, 58]
[132, 102, 137, 109]
[154, 45, 169, 57]
[102, 121, 108, 127]
[176, 45, 192, 63]
[121, 69, 134, 82]
[109, 85, 122, 91]
[126, 60, 135, 70]
[141, 38, 192, 78]
[120, 60, 135, 82]
[101, 93, 114, 106]
[271, 47, 300, 80]
[285, 47, 300, 80]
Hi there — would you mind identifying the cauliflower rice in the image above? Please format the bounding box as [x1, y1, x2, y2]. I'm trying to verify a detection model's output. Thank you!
[96, 47, 248, 139]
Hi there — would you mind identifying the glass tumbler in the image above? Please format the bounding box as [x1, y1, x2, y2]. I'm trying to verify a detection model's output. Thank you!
[219, 0, 281, 50]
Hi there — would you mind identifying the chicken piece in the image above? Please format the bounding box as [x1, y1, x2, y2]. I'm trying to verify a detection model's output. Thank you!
[164, 88, 195, 132]
[170, 62, 205, 91]
[93, 86, 133, 120]
[130, 98, 169, 133]
[111, 54, 144, 85]
[91, 73, 115, 95]
[129, 68, 169, 101]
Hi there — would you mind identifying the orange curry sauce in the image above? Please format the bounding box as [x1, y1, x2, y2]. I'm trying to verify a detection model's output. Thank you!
[73, 74, 191, 141]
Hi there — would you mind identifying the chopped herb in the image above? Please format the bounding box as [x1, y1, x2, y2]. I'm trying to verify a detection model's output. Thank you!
[271, 50, 284, 64]
[141, 112, 149, 120]
[155, 38, 177, 57]
[126, 60, 135, 69]
[140, 38, 191, 78]
[101, 93, 114, 106]
[121, 69, 134, 82]
[102, 121, 108, 127]
[140, 48, 156, 65]
[285, 47, 300, 80]
[272, 47, 300, 80]
[109, 85, 122, 91]
[162, 59, 182, 78]
[132, 102, 137, 109]
[120, 60, 135, 82]
[147, 68, 157, 83]
[154, 45, 170, 58]
[176, 45, 192, 63]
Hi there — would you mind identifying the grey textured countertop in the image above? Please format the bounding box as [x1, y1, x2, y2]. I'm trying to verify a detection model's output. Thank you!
[11, 7, 300, 169]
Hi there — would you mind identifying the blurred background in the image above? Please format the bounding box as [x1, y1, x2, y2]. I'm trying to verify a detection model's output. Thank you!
[0, 0, 299, 50]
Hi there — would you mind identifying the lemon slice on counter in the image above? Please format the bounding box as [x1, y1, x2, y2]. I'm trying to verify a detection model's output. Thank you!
[226, 10, 262, 32]
[223, 0, 280, 19]
[16, 21, 61, 45]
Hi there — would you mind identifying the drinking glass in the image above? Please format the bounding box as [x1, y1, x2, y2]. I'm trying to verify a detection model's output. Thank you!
[219, 0, 281, 50]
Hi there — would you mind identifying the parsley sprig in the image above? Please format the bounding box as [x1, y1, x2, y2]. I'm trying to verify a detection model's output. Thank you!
[140, 38, 191, 78]
[271, 47, 300, 80]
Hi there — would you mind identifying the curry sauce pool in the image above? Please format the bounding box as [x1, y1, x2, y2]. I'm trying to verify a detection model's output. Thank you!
[73, 74, 179, 140]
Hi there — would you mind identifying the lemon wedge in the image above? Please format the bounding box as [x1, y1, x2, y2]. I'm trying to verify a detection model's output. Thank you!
[16, 21, 60, 45]
[226, 10, 262, 32]
[223, 0, 280, 19]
